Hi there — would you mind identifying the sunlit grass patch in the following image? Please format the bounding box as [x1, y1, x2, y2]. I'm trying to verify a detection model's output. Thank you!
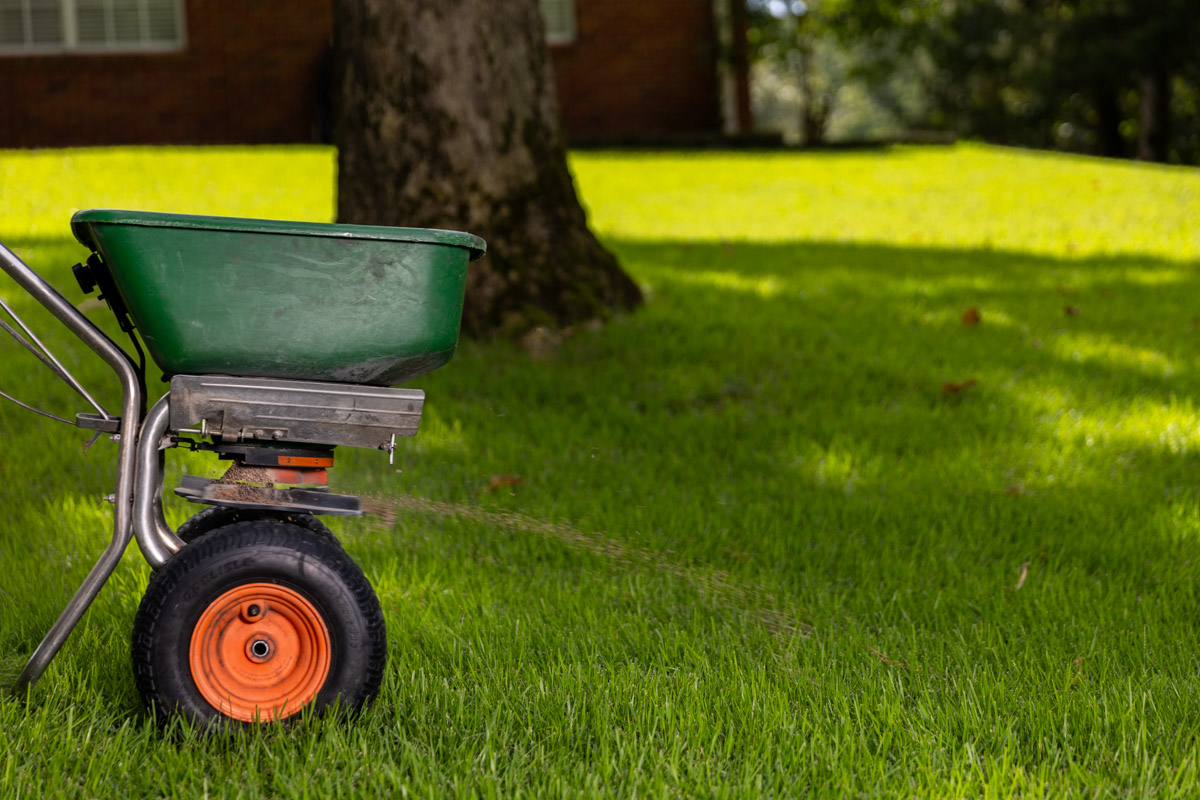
[572, 143, 1200, 259]
[1051, 332, 1176, 377]
[0, 146, 337, 239]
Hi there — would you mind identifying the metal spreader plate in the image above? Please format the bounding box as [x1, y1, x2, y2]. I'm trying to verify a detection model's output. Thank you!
[169, 375, 424, 451]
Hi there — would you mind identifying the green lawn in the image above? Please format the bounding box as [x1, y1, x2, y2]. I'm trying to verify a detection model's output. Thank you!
[2, 143, 1200, 797]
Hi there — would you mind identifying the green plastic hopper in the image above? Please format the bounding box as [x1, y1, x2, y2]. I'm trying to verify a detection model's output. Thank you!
[71, 210, 485, 386]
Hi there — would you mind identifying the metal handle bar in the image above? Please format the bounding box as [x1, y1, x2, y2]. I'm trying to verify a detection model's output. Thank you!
[0, 242, 143, 694]
[0, 293, 111, 420]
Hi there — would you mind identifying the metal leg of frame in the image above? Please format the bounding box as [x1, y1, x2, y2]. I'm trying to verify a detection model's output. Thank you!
[1, 243, 144, 694]
[132, 395, 184, 568]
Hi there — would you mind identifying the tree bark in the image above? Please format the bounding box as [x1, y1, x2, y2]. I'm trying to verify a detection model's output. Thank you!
[1092, 84, 1124, 159]
[794, 22, 829, 146]
[1137, 67, 1171, 162]
[332, 0, 642, 337]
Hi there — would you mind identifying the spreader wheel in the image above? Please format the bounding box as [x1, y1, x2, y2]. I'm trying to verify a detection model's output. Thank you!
[132, 521, 385, 725]
[174, 504, 337, 545]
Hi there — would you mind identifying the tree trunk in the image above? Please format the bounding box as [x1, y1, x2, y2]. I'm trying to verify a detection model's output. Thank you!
[332, 0, 642, 337]
[794, 24, 828, 145]
[1092, 84, 1124, 159]
[1137, 67, 1171, 162]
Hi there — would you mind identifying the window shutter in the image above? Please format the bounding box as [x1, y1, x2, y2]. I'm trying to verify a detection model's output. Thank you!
[110, 0, 139, 42]
[0, 0, 181, 52]
[539, 0, 575, 43]
[144, 0, 178, 42]
[0, 2, 27, 46]
[28, 0, 62, 44]
[75, 0, 108, 44]
[0, 0, 65, 47]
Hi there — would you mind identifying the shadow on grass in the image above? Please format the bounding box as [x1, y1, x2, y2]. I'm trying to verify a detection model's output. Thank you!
[409, 236, 1200, 593]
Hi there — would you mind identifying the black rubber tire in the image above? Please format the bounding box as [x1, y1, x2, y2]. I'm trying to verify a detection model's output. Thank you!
[175, 505, 337, 545]
[132, 521, 386, 727]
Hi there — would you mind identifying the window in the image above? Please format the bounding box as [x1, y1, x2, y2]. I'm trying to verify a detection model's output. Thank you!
[539, 0, 574, 45]
[0, 0, 185, 54]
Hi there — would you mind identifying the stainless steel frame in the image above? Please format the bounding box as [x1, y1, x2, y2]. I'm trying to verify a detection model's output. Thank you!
[133, 395, 185, 568]
[2, 243, 143, 694]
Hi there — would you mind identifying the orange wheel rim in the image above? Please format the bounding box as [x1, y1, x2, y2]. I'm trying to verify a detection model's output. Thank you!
[189, 583, 331, 722]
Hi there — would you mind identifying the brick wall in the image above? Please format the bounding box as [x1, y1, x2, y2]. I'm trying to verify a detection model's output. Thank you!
[0, 0, 732, 149]
[549, 0, 721, 139]
[0, 0, 332, 147]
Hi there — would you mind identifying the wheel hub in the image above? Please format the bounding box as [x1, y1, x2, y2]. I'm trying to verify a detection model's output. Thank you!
[189, 583, 331, 722]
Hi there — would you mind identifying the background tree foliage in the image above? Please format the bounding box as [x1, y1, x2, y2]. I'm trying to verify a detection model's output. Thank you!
[746, 0, 842, 145]
[751, 0, 1200, 163]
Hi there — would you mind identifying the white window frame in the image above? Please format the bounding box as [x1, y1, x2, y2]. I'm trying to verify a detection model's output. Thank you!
[0, 0, 186, 55]
[539, 0, 575, 45]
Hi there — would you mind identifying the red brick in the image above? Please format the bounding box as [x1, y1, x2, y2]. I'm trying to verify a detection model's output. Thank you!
[1, 0, 738, 147]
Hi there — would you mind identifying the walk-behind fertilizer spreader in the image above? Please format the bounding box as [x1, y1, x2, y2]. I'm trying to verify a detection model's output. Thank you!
[1, 210, 485, 725]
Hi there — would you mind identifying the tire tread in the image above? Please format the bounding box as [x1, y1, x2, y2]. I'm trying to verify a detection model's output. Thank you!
[132, 521, 385, 726]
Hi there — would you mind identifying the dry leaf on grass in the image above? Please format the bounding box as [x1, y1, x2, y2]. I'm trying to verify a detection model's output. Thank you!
[1015, 561, 1029, 590]
[962, 307, 982, 326]
[485, 475, 524, 493]
[942, 378, 978, 395]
